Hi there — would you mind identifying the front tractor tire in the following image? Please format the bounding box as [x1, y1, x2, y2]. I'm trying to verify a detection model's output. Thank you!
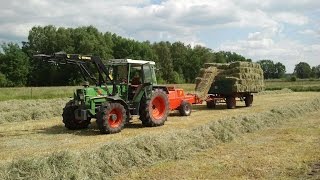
[62, 101, 90, 130]
[97, 103, 126, 134]
[140, 89, 170, 127]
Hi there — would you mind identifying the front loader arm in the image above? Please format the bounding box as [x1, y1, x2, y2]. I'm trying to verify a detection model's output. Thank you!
[34, 52, 113, 86]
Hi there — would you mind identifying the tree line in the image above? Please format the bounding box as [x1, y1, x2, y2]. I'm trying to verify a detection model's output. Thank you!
[0, 25, 319, 87]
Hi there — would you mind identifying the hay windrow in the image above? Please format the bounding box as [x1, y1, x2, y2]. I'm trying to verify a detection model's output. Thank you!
[257, 88, 294, 95]
[0, 98, 67, 124]
[1, 97, 320, 180]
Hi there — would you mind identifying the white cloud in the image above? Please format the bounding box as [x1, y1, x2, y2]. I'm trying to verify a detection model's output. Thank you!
[299, 29, 320, 38]
[219, 35, 320, 73]
[0, 0, 319, 71]
[273, 12, 309, 25]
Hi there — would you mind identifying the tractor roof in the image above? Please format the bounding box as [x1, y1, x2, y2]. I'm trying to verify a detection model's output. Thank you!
[108, 59, 155, 65]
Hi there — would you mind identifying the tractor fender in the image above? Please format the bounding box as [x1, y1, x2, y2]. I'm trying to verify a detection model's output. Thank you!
[104, 97, 128, 111]
[152, 85, 169, 94]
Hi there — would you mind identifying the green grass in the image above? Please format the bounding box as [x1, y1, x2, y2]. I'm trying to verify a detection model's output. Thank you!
[0, 86, 78, 101]
[265, 79, 320, 91]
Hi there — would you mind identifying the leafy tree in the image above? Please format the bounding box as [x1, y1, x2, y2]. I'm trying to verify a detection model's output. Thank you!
[213, 51, 251, 63]
[2, 25, 270, 86]
[0, 72, 7, 86]
[257, 60, 286, 79]
[152, 41, 175, 83]
[257, 60, 275, 79]
[274, 62, 286, 78]
[294, 62, 311, 79]
[183, 45, 215, 83]
[311, 65, 320, 78]
[0, 43, 29, 86]
[26, 25, 114, 86]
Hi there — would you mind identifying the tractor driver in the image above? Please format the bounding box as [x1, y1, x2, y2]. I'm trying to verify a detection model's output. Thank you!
[131, 71, 141, 85]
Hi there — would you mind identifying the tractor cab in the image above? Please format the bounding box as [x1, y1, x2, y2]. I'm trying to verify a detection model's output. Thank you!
[105, 59, 157, 103]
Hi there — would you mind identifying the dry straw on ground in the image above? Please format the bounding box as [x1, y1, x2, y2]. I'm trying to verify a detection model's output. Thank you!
[0, 98, 67, 123]
[1, 97, 319, 180]
[257, 88, 293, 95]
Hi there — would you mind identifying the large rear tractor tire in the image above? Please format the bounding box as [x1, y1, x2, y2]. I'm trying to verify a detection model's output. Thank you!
[179, 100, 192, 116]
[62, 100, 90, 130]
[97, 103, 126, 134]
[140, 89, 169, 127]
[244, 94, 253, 107]
[226, 96, 236, 109]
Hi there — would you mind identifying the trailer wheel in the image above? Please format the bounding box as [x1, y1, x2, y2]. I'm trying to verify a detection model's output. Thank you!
[226, 96, 236, 109]
[179, 100, 192, 116]
[244, 95, 253, 107]
[206, 100, 216, 109]
[140, 89, 169, 127]
[97, 102, 126, 134]
[62, 100, 90, 130]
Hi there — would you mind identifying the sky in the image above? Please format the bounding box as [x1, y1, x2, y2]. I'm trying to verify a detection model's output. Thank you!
[0, 0, 319, 73]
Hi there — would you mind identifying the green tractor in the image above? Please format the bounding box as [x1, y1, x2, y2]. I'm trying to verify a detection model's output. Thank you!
[35, 52, 170, 134]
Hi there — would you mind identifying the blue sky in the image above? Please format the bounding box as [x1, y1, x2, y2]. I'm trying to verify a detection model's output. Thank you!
[0, 0, 319, 73]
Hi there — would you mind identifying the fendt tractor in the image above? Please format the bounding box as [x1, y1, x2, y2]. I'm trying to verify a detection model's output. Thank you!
[35, 52, 170, 134]
[35, 52, 200, 134]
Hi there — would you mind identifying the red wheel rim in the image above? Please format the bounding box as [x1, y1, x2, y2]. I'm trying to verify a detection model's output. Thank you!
[108, 108, 123, 128]
[150, 96, 166, 120]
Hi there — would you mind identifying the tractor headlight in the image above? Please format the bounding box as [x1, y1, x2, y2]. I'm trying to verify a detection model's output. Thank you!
[74, 100, 81, 106]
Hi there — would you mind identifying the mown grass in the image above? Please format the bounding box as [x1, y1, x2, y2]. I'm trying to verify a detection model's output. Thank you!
[0, 98, 67, 124]
[115, 111, 320, 179]
[0, 97, 319, 179]
[0, 91, 315, 163]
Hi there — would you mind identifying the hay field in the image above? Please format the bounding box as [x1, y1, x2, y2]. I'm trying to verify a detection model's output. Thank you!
[0, 86, 77, 101]
[0, 91, 313, 162]
[0, 91, 320, 179]
[0, 79, 319, 102]
[265, 79, 320, 91]
[115, 110, 320, 179]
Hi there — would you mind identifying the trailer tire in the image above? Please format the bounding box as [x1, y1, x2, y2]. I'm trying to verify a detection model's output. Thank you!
[62, 100, 90, 130]
[226, 96, 236, 109]
[245, 94, 253, 107]
[179, 100, 192, 116]
[140, 89, 169, 127]
[206, 100, 216, 109]
[97, 102, 126, 134]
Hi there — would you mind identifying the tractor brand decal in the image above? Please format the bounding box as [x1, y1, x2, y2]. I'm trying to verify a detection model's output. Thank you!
[81, 56, 91, 60]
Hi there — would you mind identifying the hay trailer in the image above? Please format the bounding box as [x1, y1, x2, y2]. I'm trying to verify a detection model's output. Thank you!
[205, 91, 254, 109]
[195, 61, 265, 109]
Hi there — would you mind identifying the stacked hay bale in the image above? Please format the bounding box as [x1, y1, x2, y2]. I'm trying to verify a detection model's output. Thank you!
[195, 61, 264, 99]
[195, 66, 219, 100]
